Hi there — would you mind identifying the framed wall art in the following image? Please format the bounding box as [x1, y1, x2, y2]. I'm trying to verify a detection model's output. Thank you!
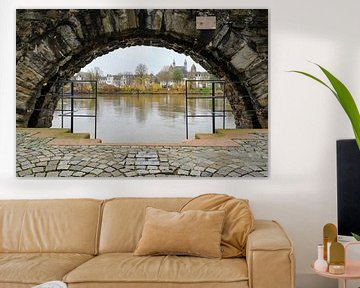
[16, 9, 268, 177]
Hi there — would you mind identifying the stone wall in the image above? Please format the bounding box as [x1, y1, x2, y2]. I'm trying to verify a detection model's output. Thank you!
[16, 9, 268, 129]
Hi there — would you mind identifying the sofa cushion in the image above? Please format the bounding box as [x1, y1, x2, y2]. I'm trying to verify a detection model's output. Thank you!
[99, 198, 190, 253]
[181, 194, 254, 258]
[0, 199, 102, 254]
[63, 253, 248, 286]
[134, 207, 225, 258]
[0, 253, 93, 285]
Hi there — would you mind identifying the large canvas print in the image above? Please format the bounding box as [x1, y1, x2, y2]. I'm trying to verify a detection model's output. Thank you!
[16, 9, 268, 177]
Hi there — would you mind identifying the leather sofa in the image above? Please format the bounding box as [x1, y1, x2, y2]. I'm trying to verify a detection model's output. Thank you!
[0, 198, 295, 288]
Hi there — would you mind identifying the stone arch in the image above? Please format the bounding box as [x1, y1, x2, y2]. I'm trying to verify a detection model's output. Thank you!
[16, 9, 268, 129]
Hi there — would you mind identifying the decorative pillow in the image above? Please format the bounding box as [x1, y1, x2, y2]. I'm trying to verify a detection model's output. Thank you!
[181, 193, 254, 258]
[134, 207, 225, 258]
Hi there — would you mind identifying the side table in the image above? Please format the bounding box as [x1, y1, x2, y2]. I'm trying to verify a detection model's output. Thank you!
[311, 242, 360, 288]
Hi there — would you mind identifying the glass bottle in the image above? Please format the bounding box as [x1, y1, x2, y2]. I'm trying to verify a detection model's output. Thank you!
[314, 244, 328, 272]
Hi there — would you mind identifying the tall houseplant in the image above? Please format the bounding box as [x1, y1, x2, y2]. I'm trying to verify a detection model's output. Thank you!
[290, 63, 360, 150]
[290, 63, 360, 240]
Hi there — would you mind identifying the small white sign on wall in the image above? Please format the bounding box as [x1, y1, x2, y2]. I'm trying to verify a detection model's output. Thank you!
[196, 16, 216, 30]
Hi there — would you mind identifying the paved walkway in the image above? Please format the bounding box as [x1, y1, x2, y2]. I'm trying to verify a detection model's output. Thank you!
[16, 130, 268, 177]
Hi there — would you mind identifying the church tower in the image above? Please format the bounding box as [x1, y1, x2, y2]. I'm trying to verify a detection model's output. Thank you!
[172, 59, 176, 67]
[190, 64, 196, 73]
[184, 59, 187, 71]
[189, 64, 197, 81]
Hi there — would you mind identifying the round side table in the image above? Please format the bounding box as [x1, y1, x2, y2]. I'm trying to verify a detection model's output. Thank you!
[311, 242, 360, 288]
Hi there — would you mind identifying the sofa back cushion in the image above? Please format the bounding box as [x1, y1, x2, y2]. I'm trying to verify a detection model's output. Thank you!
[0, 199, 102, 254]
[99, 198, 189, 253]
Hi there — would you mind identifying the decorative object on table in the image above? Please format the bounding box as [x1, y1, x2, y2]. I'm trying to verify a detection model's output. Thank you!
[32, 281, 67, 288]
[329, 242, 345, 275]
[323, 223, 337, 262]
[328, 264, 345, 275]
[312, 234, 360, 288]
[318, 223, 346, 275]
[314, 244, 328, 272]
[290, 63, 360, 150]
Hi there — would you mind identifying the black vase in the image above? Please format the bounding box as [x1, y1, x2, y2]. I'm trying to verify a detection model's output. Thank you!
[337, 139, 360, 237]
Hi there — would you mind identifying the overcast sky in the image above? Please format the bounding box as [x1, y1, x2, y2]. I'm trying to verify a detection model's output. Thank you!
[81, 46, 206, 75]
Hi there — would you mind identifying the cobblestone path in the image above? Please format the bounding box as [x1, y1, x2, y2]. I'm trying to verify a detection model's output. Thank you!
[16, 132, 268, 177]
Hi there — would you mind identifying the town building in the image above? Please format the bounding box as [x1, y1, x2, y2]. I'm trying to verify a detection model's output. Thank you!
[159, 59, 212, 88]
[74, 60, 212, 89]
[171, 59, 188, 77]
[98, 73, 135, 87]
[186, 63, 212, 88]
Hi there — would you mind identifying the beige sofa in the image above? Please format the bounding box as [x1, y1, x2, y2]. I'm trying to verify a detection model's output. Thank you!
[0, 198, 295, 288]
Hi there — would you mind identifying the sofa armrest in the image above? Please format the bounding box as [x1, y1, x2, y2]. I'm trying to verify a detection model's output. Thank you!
[246, 220, 295, 288]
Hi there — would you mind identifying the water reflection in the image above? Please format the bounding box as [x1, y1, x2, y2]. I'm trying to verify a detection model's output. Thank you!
[52, 93, 235, 143]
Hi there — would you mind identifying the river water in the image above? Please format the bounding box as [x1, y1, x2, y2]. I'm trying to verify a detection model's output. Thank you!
[51, 93, 235, 143]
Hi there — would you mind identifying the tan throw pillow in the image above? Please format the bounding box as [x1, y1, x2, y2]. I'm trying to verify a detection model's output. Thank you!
[181, 193, 254, 258]
[134, 207, 225, 258]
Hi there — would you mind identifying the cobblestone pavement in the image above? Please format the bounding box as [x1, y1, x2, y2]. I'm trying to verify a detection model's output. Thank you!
[16, 132, 268, 177]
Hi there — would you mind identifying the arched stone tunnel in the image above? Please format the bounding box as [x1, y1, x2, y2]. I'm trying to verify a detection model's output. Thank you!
[16, 9, 268, 130]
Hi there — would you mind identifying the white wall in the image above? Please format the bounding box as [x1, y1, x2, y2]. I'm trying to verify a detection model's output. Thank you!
[1, 1, 359, 287]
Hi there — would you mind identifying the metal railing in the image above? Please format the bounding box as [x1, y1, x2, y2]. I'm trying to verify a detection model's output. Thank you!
[57, 80, 98, 138]
[185, 79, 230, 139]
[185, 79, 269, 139]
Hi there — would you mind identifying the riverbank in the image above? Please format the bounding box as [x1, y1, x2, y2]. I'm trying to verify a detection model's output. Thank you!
[72, 86, 216, 95]
[73, 91, 214, 95]
[98, 91, 193, 95]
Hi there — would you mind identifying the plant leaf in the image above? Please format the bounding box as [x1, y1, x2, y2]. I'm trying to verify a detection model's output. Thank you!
[289, 64, 360, 150]
[289, 70, 337, 98]
[316, 64, 360, 150]
[354, 127, 360, 150]
[351, 232, 360, 241]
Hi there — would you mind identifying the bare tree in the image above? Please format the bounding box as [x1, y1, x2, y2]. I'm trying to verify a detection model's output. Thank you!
[135, 64, 147, 77]
[156, 66, 172, 87]
[86, 67, 103, 92]
[135, 64, 149, 88]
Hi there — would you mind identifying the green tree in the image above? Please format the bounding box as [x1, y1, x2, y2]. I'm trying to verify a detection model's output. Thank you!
[172, 69, 183, 84]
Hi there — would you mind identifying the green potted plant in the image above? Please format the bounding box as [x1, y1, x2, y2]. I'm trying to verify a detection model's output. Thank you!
[290, 63, 360, 241]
